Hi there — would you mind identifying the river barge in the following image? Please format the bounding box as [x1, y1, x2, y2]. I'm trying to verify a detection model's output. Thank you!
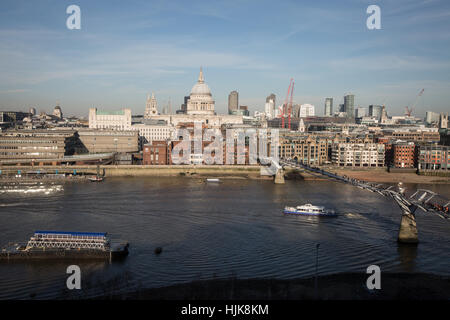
[0, 231, 129, 261]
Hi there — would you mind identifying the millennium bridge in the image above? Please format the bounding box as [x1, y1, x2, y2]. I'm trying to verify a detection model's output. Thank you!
[274, 158, 449, 244]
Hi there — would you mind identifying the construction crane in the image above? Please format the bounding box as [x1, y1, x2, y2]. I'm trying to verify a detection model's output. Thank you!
[405, 89, 424, 117]
[288, 80, 295, 130]
[405, 106, 413, 117]
[280, 78, 294, 129]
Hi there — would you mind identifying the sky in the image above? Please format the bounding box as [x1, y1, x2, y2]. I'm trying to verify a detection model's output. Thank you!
[0, 0, 449, 117]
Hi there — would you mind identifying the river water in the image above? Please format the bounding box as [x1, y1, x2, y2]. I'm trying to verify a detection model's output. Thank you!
[0, 177, 449, 299]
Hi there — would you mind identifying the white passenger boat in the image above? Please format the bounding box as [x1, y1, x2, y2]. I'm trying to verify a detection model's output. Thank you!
[283, 203, 337, 216]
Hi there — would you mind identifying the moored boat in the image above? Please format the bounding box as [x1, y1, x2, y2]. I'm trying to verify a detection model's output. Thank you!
[88, 176, 104, 182]
[283, 203, 337, 216]
[0, 231, 129, 261]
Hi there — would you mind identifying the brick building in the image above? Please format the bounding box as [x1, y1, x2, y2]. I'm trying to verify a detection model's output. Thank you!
[418, 144, 450, 171]
[392, 141, 417, 168]
[143, 141, 169, 165]
[389, 130, 440, 143]
[279, 135, 329, 165]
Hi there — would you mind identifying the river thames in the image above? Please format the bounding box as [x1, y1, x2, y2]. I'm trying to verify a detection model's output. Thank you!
[0, 177, 449, 299]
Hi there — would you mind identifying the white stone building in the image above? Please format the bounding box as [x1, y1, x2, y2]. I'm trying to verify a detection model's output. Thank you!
[332, 143, 385, 167]
[299, 104, 315, 117]
[89, 108, 132, 130]
[265, 99, 275, 119]
[131, 122, 175, 144]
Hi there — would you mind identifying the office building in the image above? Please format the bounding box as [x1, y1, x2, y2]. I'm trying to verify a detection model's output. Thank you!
[324, 98, 333, 116]
[228, 91, 239, 115]
[131, 120, 174, 146]
[344, 94, 355, 119]
[369, 105, 383, 120]
[265, 94, 276, 119]
[355, 107, 367, 118]
[0, 129, 78, 164]
[89, 108, 132, 130]
[0, 111, 31, 130]
[439, 113, 448, 129]
[299, 104, 315, 117]
[425, 111, 440, 125]
[77, 129, 138, 154]
[418, 144, 449, 171]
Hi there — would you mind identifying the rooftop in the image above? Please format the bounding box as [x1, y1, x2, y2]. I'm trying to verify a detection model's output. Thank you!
[96, 110, 125, 116]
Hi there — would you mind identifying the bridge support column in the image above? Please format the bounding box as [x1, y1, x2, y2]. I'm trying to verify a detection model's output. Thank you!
[391, 193, 419, 244]
[274, 169, 285, 184]
[398, 212, 418, 244]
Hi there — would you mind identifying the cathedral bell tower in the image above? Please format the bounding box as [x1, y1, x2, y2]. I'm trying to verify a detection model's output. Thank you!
[144, 92, 158, 118]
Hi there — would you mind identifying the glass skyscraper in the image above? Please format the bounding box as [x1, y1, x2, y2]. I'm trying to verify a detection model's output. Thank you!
[344, 94, 355, 119]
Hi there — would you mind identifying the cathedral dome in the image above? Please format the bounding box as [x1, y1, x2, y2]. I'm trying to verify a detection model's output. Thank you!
[191, 83, 212, 96]
[186, 68, 215, 115]
[190, 67, 212, 96]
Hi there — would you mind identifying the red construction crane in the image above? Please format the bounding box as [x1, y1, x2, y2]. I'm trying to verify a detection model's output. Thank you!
[404, 106, 413, 117]
[281, 78, 294, 129]
[288, 80, 295, 130]
[405, 88, 424, 117]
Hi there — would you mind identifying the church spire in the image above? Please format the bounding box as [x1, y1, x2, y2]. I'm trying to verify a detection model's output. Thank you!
[144, 92, 158, 119]
[198, 67, 204, 83]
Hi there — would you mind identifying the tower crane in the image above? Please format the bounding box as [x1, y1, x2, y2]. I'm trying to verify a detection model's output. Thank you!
[288, 80, 295, 130]
[280, 78, 294, 129]
[405, 89, 424, 117]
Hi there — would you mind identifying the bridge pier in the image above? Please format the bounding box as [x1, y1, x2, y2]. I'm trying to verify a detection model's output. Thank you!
[274, 169, 285, 184]
[398, 212, 419, 244]
[388, 192, 420, 244]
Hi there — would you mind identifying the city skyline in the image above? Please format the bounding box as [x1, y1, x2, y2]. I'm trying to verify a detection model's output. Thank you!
[1, 0, 450, 117]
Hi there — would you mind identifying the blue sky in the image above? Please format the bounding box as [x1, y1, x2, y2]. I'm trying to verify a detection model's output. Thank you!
[0, 0, 449, 117]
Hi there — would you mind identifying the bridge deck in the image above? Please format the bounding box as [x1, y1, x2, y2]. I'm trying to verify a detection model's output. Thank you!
[280, 159, 449, 219]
